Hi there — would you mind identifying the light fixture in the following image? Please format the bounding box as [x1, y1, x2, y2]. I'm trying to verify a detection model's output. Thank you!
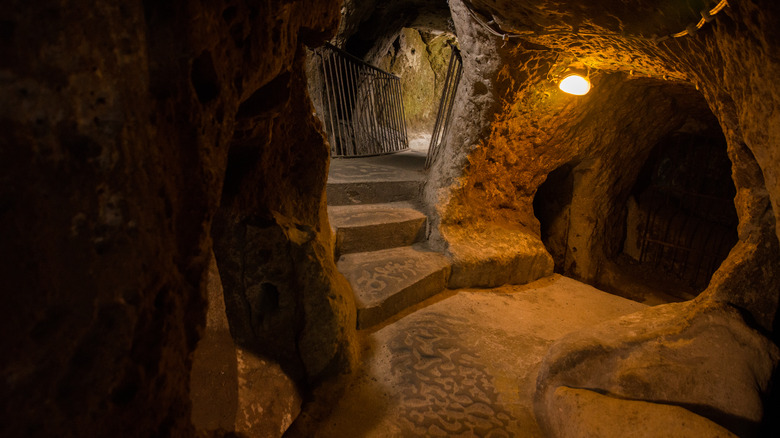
[547, 59, 592, 96]
[559, 73, 591, 95]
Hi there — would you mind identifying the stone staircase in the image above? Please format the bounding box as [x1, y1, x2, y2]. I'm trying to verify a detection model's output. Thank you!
[327, 151, 451, 329]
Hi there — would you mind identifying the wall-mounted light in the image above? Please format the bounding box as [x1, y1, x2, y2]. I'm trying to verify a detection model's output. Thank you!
[559, 74, 591, 95]
[558, 65, 591, 95]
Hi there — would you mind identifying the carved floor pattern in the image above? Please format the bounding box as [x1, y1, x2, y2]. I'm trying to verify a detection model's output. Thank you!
[387, 313, 516, 436]
[354, 259, 421, 299]
[312, 276, 648, 438]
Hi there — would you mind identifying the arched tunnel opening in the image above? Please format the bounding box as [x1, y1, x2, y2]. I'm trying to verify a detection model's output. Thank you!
[308, 0, 458, 158]
[373, 28, 459, 151]
[532, 79, 741, 304]
[533, 162, 574, 274]
[622, 131, 738, 293]
[533, 126, 740, 302]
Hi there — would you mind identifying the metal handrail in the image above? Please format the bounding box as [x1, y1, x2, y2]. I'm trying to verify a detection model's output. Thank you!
[324, 43, 401, 78]
[318, 43, 409, 157]
[426, 45, 462, 169]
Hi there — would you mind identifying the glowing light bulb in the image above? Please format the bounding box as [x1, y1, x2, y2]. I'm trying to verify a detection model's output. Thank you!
[559, 74, 591, 95]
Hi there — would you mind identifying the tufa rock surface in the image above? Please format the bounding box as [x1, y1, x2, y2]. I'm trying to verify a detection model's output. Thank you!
[190, 255, 302, 437]
[534, 300, 780, 437]
[0, 0, 352, 436]
[547, 386, 738, 438]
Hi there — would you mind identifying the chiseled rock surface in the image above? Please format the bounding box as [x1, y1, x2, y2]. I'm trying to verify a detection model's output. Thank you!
[534, 300, 780, 437]
[0, 0, 349, 436]
[442, 223, 554, 288]
[305, 275, 647, 438]
[548, 386, 738, 438]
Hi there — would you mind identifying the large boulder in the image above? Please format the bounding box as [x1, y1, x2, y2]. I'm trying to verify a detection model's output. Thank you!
[535, 300, 780, 437]
[546, 386, 738, 438]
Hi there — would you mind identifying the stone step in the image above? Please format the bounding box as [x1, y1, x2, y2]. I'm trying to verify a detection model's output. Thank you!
[328, 202, 427, 256]
[327, 179, 422, 205]
[327, 154, 424, 205]
[338, 245, 451, 329]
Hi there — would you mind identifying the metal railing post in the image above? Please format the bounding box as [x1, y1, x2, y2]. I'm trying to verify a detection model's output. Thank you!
[426, 45, 462, 169]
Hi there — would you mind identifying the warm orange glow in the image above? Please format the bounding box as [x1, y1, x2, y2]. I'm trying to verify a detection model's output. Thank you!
[559, 74, 591, 95]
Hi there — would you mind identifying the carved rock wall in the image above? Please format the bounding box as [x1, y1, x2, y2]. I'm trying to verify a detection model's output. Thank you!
[378, 28, 457, 137]
[420, 1, 780, 434]
[0, 1, 352, 436]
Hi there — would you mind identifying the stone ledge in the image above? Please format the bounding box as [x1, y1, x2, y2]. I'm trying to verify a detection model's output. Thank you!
[338, 245, 451, 328]
[441, 223, 554, 288]
[328, 202, 426, 255]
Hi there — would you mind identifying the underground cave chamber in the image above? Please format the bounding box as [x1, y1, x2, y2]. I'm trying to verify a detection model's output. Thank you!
[533, 106, 739, 301]
[153, 1, 780, 436]
[4, 0, 780, 437]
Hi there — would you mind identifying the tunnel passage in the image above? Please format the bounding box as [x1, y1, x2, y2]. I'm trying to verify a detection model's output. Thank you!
[534, 127, 740, 301]
[624, 132, 738, 292]
[374, 28, 459, 139]
[533, 162, 575, 274]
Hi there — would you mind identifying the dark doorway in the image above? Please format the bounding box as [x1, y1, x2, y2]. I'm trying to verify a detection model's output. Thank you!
[623, 132, 738, 292]
[533, 163, 575, 273]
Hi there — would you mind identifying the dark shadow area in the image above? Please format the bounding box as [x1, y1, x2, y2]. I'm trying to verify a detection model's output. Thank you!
[533, 162, 575, 273]
[624, 132, 738, 293]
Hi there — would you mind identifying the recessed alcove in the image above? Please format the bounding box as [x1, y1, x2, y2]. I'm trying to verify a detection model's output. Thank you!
[531, 78, 741, 304]
[622, 132, 738, 293]
[533, 162, 574, 273]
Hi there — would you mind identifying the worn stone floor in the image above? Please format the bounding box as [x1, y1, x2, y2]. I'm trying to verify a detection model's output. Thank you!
[310, 274, 647, 437]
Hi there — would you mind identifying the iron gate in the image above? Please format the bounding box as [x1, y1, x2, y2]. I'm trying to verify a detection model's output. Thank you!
[319, 43, 409, 157]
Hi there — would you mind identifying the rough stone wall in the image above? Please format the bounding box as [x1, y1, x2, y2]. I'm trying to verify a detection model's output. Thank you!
[424, 0, 507, 237]
[378, 28, 457, 137]
[0, 1, 351, 436]
[429, 0, 780, 434]
[428, 0, 780, 327]
[212, 48, 357, 385]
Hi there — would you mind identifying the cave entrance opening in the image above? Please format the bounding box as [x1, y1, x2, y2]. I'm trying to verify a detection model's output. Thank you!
[621, 132, 738, 294]
[319, 43, 410, 157]
[374, 28, 460, 161]
[533, 128, 739, 303]
[533, 162, 575, 274]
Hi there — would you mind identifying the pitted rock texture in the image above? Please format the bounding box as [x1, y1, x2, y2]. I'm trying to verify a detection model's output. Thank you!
[377, 28, 458, 136]
[1, 0, 352, 436]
